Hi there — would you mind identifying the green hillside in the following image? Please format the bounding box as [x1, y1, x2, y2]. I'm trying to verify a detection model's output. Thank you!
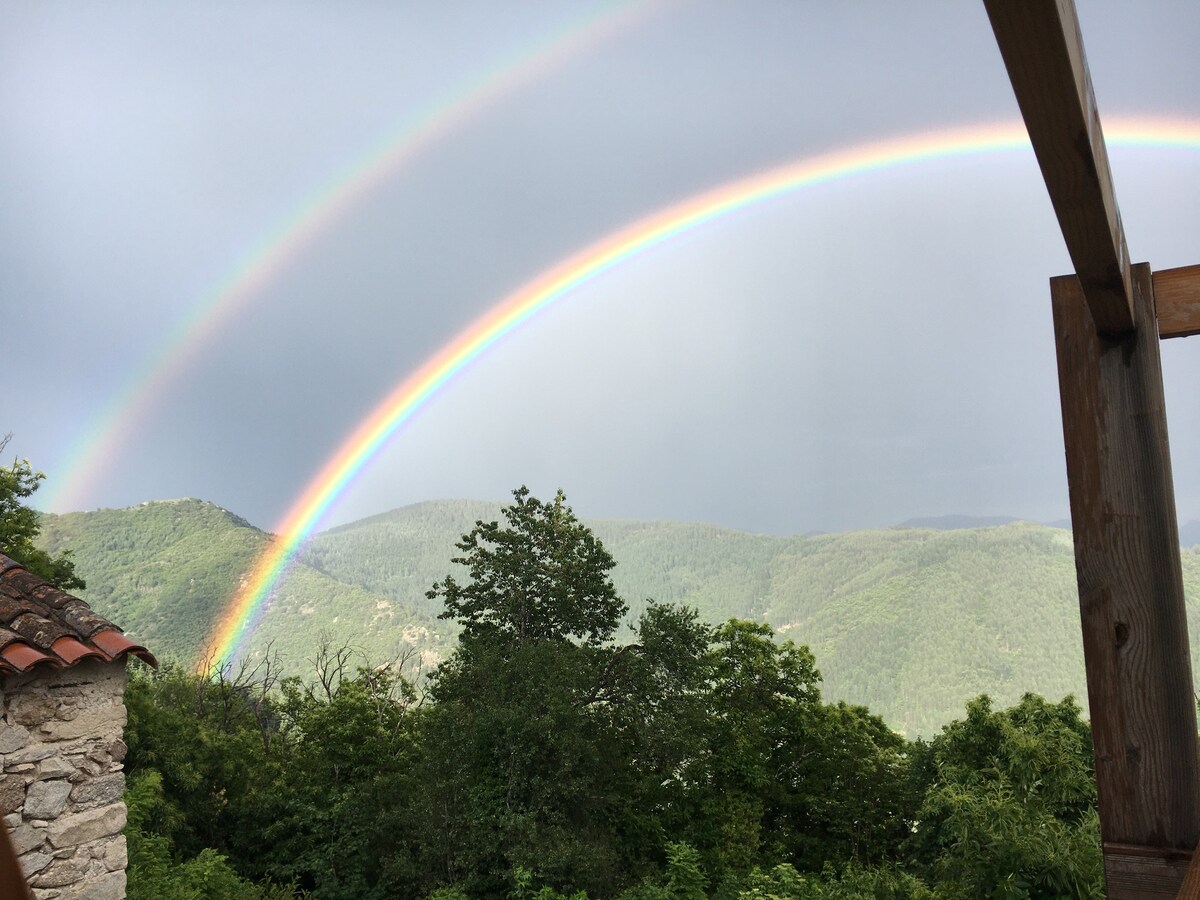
[37, 499, 451, 673]
[37, 497, 1200, 736]
[298, 501, 1200, 735]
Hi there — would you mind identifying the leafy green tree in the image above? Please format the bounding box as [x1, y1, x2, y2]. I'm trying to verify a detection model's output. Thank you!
[663, 620, 918, 885]
[0, 438, 84, 588]
[125, 647, 428, 900]
[735, 861, 932, 899]
[125, 770, 296, 900]
[422, 487, 639, 897]
[123, 663, 283, 865]
[428, 486, 625, 648]
[905, 693, 1103, 898]
[683, 620, 823, 879]
[246, 657, 424, 900]
[663, 843, 707, 900]
[613, 602, 714, 858]
[763, 701, 916, 872]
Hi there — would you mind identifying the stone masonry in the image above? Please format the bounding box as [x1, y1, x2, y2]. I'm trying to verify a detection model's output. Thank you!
[1, 659, 130, 900]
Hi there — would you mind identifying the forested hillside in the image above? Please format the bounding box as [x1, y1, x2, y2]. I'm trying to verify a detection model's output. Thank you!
[36, 499, 451, 670]
[37, 498, 1200, 735]
[304, 502, 1200, 735]
[117, 490, 1107, 899]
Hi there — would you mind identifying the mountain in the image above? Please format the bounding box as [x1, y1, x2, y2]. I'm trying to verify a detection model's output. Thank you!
[1181, 520, 1200, 548]
[895, 515, 1024, 530]
[36, 499, 452, 673]
[38, 498, 1200, 737]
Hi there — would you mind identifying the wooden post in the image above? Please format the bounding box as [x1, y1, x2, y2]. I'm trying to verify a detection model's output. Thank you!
[1052, 263, 1200, 897]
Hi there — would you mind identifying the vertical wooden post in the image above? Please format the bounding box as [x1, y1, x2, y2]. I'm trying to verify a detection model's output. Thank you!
[1052, 263, 1200, 897]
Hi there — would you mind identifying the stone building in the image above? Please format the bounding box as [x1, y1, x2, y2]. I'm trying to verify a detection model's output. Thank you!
[0, 553, 155, 900]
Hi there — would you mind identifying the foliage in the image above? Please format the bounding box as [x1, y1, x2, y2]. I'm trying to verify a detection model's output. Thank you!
[663, 843, 708, 900]
[44, 495, 1200, 734]
[905, 694, 1103, 898]
[428, 486, 626, 648]
[0, 441, 84, 588]
[735, 862, 933, 899]
[125, 769, 296, 900]
[124, 648, 425, 900]
[421, 488, 638, 897]
[111, 487, 1114, 898]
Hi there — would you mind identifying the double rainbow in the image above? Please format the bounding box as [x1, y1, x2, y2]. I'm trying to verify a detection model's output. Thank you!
[44, 0, 654, 514]
[197, 116, 1200, 674]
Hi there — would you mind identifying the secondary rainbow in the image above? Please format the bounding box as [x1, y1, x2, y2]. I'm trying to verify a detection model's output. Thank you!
[196, 115, 1200, 674]
[44, 0, 655, 514]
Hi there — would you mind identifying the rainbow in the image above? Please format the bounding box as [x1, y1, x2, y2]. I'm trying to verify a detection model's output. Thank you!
[43, 0, 656, 514]
[196, 115, 1200, 674]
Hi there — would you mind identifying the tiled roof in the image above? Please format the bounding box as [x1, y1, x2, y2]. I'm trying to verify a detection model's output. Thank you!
[0, 554, 156, 674]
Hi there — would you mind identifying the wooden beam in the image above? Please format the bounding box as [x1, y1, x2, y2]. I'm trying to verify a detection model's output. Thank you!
[1052, 263, 1200, 898]
[1177, 841, 1200, 899]
[1101, 844, 1192, 897]
[986, 0, 1135, 334]
[1153, 265, 1200, 338]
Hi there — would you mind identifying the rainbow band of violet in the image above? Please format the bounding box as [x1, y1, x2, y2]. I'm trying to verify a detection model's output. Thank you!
[196, 116, 1200, 674]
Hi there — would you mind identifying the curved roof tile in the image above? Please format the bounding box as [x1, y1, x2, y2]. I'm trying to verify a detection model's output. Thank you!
[0, 554, 156, 673]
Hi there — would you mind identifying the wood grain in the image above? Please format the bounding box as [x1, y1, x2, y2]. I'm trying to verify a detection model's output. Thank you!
[1152, 265, 1200, 339]
[986, 0, 1135, 333]
[1103, 844, 1193, 898]
[1176, 840, 1200, 899]
[1052, 264, 1200, 898]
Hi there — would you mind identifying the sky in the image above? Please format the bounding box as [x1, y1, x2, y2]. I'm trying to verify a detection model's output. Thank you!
[3, 0, 1199, 538]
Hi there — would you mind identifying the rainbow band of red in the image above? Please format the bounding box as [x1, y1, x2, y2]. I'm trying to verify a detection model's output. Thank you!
[195, 116, 1200, 674]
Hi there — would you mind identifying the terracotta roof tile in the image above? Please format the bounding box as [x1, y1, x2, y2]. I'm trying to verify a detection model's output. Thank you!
[89, 629, 150, 662]
[0, 553, 156, 673]
[51, 636, 106, 667]
[0, 626, 25, 650]
[2, 642, 57, 673]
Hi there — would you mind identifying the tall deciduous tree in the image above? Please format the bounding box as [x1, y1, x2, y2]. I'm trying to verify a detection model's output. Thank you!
[423, 487, 639, 897]
[427, 486, 625, 648]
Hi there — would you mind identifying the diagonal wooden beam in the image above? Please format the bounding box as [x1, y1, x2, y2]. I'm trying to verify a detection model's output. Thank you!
[1153, 265, 1200, 339]
[985, 0, 1135, 334]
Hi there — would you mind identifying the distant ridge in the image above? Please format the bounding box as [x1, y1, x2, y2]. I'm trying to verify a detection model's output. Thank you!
[898, 514, 1200, 547]
[896, 514, 1023, 530]
[36, 497, 1200, 736]
[1181, 520, 1200, 548]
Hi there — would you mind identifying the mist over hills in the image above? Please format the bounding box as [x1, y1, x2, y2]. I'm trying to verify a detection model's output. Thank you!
[37, 497, 1200, 736]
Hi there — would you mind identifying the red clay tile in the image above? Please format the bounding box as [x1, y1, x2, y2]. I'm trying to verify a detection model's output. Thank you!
[51, 636, 105, 667]
[2, 642, 58, 672]
[89, 629, 157, 667]
[0, 553, 155, 673]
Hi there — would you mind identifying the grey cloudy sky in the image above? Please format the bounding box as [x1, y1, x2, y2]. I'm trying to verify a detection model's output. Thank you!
[3, 0, 1199, 536]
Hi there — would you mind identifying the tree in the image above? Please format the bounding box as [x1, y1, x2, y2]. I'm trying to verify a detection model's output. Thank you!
[687, 620, 824, 880]
[0, 436, 84, 589]
[905, 693, 1103, 897]
[427, 486, 626, 648]
[422, 487, 638, 897]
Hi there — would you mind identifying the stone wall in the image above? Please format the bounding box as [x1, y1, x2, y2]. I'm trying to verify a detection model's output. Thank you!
[0, 659, 129, 900]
